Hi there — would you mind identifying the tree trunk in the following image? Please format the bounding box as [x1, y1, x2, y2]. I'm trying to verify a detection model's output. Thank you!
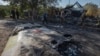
[31, 8, 35, 23]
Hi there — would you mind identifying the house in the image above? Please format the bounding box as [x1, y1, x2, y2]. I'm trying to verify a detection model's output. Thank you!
[64, 2, 84, 17]
[98, 8, 100, 18]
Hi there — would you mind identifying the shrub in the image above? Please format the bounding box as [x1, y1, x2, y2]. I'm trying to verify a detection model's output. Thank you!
[0, 9, 6, 18]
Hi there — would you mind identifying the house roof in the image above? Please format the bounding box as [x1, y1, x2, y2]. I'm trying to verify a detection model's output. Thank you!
[65, 1, 83, 9]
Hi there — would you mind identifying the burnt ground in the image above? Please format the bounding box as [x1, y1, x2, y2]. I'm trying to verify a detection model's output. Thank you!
[0, 19, 100, 56]
[46, 24, 100, 56]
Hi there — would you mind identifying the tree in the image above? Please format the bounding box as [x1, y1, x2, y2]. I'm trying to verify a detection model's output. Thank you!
[84, 3, 98, 17]
[2, 0, 61, 21]
[83, 3, 100, 25]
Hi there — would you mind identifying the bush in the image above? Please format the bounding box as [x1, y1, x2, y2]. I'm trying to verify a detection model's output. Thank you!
[0, 9, 6, 18]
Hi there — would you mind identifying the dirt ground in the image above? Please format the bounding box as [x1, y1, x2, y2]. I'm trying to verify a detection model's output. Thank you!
[0, 26, 13, 55]
[0, 20, 16, 55]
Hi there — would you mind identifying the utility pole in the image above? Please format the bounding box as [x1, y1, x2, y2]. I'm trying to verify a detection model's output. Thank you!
[99, 0, 100, 7]
[69, 0, 70, 5]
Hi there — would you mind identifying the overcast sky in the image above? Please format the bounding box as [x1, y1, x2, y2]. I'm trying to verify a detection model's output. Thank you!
[0, 0, 100, 7]
[0, 0, 9, 5]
